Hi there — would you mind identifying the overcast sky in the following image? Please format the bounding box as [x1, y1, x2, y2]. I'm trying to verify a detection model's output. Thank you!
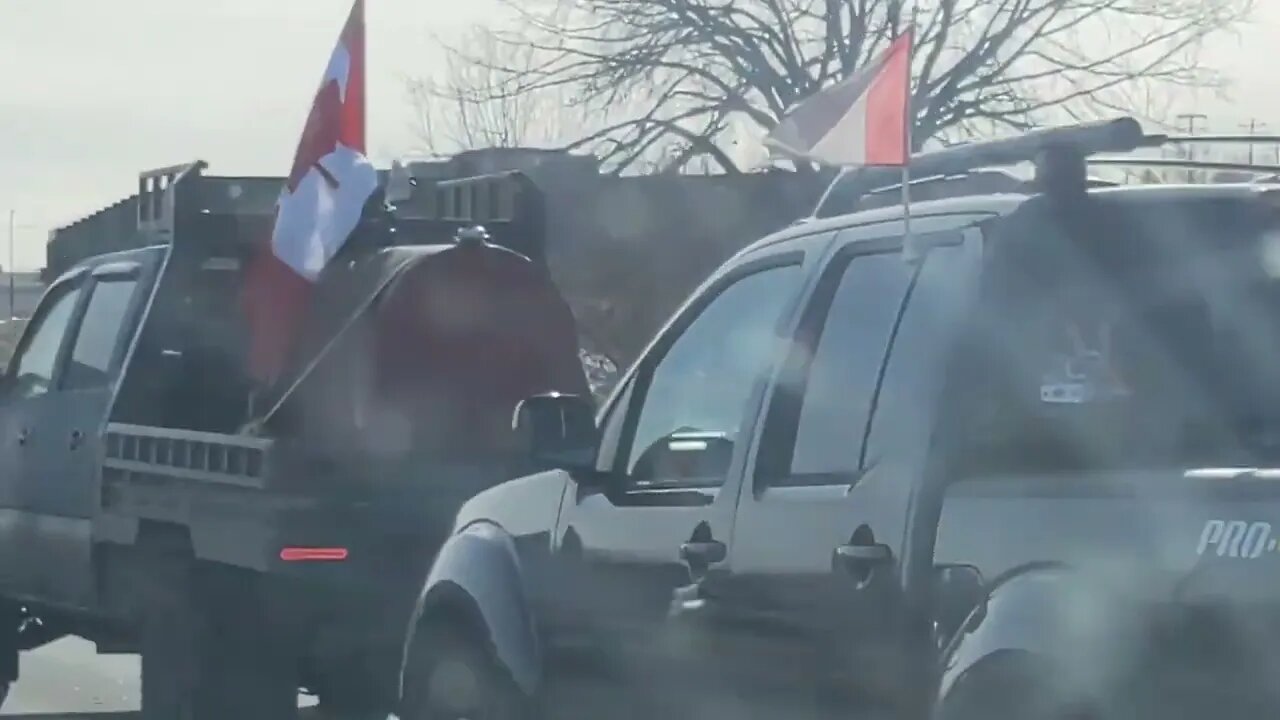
[2, 0, 1276, 270]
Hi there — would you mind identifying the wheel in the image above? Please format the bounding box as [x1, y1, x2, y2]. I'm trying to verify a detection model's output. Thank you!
[400, 621, 531, 720]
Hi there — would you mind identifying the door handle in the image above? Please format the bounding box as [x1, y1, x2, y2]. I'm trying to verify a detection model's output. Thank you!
[832, 542, 893, 575]
[16, 429, 28, 446]
[69, 430, 84, 450]
[679, 540, 727, 566]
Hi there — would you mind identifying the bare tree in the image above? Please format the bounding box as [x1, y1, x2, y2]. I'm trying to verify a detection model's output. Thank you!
[444, 0, 1251, 173]
[408, 27, 586, 154]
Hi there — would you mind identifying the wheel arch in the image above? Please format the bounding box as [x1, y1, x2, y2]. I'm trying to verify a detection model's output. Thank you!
[935, 648, 1098, 720]
[937, 562, 1134, 717]
[400, 521, 541, 699]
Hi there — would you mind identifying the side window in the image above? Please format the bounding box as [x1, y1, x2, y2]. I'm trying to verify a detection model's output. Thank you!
[9, 283, 83, 399]
[759, 250, 916, 487]
[622, 263, 803, 488]
[62, 278, 140, 391]
[864, 241, 973, 462]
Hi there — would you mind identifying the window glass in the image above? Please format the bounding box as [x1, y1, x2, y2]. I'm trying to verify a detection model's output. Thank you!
[951, 198, 1280, 477]
[780, 251, 915, 485]
[625, 264, 802, 487]
[63, 279, 138, 390]
[10, 285, 82, 399]
[865, 243, 971, 462]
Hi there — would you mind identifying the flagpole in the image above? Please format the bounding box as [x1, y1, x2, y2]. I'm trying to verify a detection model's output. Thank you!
[900, 4, 919, 262]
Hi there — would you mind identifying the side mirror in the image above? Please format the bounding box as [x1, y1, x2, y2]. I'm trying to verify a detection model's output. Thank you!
[512, 392, 600, 473]
[934, 563, 987, 639]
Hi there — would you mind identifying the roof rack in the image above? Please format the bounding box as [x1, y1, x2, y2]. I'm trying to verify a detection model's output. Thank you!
[49, 161, 557, 278]
[812, 117, 1159, 218]
[1161, 134, 1280, 146]
[810, 121, 1280, 219]
[1088, 158, 1280, 175]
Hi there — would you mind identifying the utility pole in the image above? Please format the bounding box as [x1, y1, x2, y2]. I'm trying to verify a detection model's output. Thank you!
[1176, 113, 1208, 183]
[7, 211, 13, 320]
[1240, 119, 1268, 164]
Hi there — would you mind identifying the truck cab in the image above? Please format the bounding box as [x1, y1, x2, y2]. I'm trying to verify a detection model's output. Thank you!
[0, 247, 162, 611]
[398, 118, 1280, 720]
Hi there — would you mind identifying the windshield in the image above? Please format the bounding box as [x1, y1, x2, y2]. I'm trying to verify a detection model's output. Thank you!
[953, 195, 1280, 477]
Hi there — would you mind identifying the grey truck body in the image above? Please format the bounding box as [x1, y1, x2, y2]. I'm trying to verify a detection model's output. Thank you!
[400, 120, 1280, 720]
[0, 161, 590, 714]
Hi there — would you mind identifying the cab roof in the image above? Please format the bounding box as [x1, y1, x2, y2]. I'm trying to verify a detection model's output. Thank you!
[745, 182, 1280, 260]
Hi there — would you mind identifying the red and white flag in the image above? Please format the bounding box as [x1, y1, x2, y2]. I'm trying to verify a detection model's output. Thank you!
[242, 0, 378, 384]
[764, 32, 913, 167]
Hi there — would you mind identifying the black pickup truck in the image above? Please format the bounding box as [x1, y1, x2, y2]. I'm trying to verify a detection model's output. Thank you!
[398, 118, 1280, 720]
[0, 161, 589, 718]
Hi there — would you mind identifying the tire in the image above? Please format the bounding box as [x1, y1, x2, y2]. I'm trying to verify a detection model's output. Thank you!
[400, 621, 531, 720]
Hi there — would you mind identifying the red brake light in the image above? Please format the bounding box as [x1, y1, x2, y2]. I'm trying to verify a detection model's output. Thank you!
[280, 547, 348, 562]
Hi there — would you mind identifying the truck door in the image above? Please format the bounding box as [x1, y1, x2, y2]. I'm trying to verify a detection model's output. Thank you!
[0, 274, 88, 600]
[24, 262, 145, 610]
[544, 247, 811, 715]
[703, 224, 981, 719]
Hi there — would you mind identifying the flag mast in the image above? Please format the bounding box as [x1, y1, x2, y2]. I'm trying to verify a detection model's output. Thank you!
[899, 2, 920, 262]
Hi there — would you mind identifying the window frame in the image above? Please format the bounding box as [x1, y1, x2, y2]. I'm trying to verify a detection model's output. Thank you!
[601, 250, 807, 491]
[753, 237, 917, 490]
[752, 226, 974, 491]
[60, 262, 144, 393]
[5, 268, 90, 398]
[861, 232, 981, 469]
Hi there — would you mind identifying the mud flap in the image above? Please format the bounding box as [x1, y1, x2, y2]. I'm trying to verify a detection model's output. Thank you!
[137, 537, 201, 720]
[0, 607, 19, 685]
[193, 564, 300, 720]
[137, 535, 300, 720]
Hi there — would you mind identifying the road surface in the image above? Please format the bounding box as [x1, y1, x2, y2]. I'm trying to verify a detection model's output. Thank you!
[3, 638, 133, 718]
[0, 638, 337, 719]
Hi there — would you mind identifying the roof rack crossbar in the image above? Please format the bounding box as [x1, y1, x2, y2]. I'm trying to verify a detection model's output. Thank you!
[1089, 158, 1280, 174]
[1161, 135, 1280, 145]
[814, 117, 1154, 218]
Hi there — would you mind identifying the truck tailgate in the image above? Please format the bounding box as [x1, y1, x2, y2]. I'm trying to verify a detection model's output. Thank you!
[96, 423, 498, 576]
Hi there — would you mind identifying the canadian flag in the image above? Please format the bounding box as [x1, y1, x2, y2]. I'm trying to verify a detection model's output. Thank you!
[242, 0, 378, 384]
[764, 31, 913, 167]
